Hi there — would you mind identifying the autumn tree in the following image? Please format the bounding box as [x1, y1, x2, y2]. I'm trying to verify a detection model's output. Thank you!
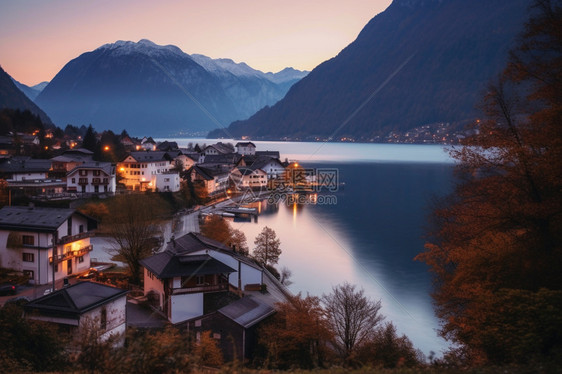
[322, 282, 384, 365]
[253, 226, 282, 267]
[356, 322, 423, 368]
[192, 330, 224, 368]
[200, 215, 249, 255]
[106, 194, 164, 284]
[416, 0, 562, 365]
[258, 294, 333, 369]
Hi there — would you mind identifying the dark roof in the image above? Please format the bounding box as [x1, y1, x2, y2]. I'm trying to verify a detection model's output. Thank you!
[140, 252, 235, 278]
[25, 281, 128, 318]
[0, 206, 74, 232]
[160, 232, 262, 270]
[67, 161, 114, 176]
[249, 156, 284, 171]
[0, 157, 52, 174]
[189, 165, 231, 180]
[235, 167, 259, 176]
[255, 151, 280, 158]
[156, 141, 179, 151]
[0, 206, 97, 233]
[204, 143, 234, 154]
[218, 296, 275, 328]
[202, 153, 242, 165]
[235, 142, 256, 148]
[126, 151, 172, 162]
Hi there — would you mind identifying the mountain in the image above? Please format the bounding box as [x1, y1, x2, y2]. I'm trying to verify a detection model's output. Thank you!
[209, 0, 530, 141]
[0, 66, 53, 124]
[11, 78, 48, 101]
[35, 39, 307, 136]
[190, 54, 308, 122]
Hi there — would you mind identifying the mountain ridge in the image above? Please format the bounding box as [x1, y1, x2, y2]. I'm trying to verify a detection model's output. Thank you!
[209, 0, 530, 141]
[35, 39, 307, 136]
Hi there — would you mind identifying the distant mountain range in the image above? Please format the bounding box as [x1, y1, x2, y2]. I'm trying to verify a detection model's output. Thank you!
[11, 79, 49, 101]
[33, 39, 307, 136]
[0, 65, 53, 124]
[209, 0, 530, 141]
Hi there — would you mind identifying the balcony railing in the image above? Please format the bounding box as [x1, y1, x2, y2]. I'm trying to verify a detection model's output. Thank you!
[49, 244, 93, 264]
[57, 231, 94, 245]
[170, 283, 228, 295]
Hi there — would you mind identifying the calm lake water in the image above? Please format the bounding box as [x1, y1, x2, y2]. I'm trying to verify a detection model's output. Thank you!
[163, 139, 456, 356]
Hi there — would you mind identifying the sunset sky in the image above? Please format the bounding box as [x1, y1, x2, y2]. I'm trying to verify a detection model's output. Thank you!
[0, 0, 392, 86]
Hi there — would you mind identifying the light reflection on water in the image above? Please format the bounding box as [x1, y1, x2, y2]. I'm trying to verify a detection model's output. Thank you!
[230, 161, 454, 356]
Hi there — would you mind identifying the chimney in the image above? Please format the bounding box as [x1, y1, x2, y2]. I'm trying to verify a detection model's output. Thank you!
[170, 235, 176, 248]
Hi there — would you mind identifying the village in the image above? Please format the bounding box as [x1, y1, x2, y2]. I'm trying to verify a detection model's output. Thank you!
[0, 129, 311, 364]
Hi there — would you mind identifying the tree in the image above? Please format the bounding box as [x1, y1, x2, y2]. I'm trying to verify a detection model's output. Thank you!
[192, 330, 223, 367]
[416, 0, 562, 364]
[258, 294, 333, 369]
[356, 322, 423, 368]
[106, 195, 164, 284]
[253, 226, 281, 267]
[82, 124, 97, 152]
[200, 215, 249, 255]
[322, 282, 384, 365]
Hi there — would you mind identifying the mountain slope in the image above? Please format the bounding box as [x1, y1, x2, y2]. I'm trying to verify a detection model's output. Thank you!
[209, 0, 530, 140]
[11, 78, 44, 101]
[36, 40, 307, 136]
[0, 66, 53, 124]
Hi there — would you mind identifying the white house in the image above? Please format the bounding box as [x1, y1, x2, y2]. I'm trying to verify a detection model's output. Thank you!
[67, 162, 116, 195]
[24, 282, 128, 342]
[246, 156, 286, 180]
[156, 171, 180, 192]
[230, 167, 268, 190]
[235, 142, 256, 156]
[0, 206, 97, 285]
[0, 157, 51, 181]
[140, 232, 263, 324]
[117, 151, 173, 191]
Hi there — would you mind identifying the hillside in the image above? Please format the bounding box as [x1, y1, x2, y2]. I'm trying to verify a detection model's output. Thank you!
[209, 0, 530, 141]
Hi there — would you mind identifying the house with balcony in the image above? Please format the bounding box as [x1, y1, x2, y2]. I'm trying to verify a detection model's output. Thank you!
[0, 156, 52, 181]
[117, 151, 173, 191]
[156, 171, 180, 192]
[49, 148, 94, 179]
[24, 281, 128, 343]
[0, 206, 97, 285]
[140, 232, 263, 324]
[67, 162, 116, 195]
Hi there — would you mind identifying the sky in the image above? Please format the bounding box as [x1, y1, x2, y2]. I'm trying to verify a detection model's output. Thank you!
[0, 0, 392, 86]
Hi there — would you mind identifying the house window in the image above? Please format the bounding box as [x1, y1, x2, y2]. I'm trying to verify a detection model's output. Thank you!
[195, 319, 201, 327]
[22, 235, 34, 246]
[79, 224, 84, 233]
[93, 170, 101, 176]
[23, 270, 34, 279]
[23, 253, 34, 262]
[196, 275, 205, 285]
[100, 308, 107, 330]
[72, 178, 76, 183]
[79, 170, 87, 176]
[78, 256, 84, 263]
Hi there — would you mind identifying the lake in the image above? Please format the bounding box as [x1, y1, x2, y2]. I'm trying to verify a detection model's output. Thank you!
[165, 138, 456, 356]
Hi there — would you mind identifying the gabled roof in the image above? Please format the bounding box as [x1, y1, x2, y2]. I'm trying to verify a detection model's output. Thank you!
[234, 167, 265, 176]
[67, 161, 114, 176]
[0, 157, 51, 174]
[189, 165, 231, 180]
[161, 232, 262, 270]
[25, 281, 128, 318]
[204, 143, 234, 154]
[202, 153, 242, 165]
[248, 156, 284, 171]
[156, 141, 179, 151]
[0, 206, 97, 233]
[218, 296, 275, 328]
[235, 142, 256, 148]
[140, 253, 235, 279]
[124, 151, 173, 163]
